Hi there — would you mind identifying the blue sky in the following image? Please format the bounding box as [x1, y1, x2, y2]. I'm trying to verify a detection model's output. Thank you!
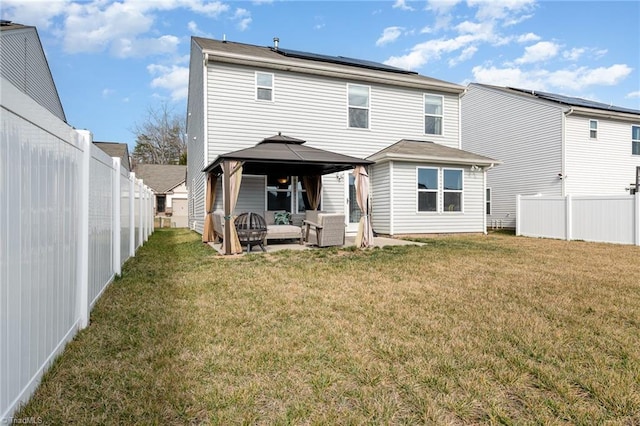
[2, 0, 639, 148]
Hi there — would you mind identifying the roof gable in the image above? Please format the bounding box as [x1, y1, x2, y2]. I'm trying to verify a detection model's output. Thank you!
[368, 139, 499, 166]
[0, 21, 66, 122]
[134, 164, 186, 193]
[94, 142, 131, 171]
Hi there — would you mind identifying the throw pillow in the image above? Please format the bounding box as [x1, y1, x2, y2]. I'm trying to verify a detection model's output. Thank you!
[274, 211, 290, 225]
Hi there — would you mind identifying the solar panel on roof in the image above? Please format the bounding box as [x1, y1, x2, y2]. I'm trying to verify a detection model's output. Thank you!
[507, 87, 640, 115]
[271, 47, 417, 75]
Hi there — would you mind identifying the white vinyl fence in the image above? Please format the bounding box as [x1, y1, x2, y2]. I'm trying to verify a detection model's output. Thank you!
[1, 78, 154, 421]
[516, 194, 640, 245]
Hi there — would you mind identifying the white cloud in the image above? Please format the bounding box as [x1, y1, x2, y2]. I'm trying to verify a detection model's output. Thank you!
[0, 0, 69, 29]
[471, 63, 633, 93]
[626, 91, 640, 99]
[393, 0, 414, 11]
[516, 32, 540, 43]
[147, 64, 189, 101]
[8, 0, 230, 56]
[233, 8, 252, 31]
[562, 47, 585, 61]
[376, 27, 404, 46]
[547, 64, 632, 90]
[515, 41, 560, 64]
[426, 0, 461, 15]
[102, 88, 114, 98]
[468, 0, 536, 22]
[449, 46, 478, 66]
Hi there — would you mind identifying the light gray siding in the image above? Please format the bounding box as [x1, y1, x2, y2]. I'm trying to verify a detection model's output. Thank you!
[371, 162, 391, 234]
[462, 84, 564, 228]
[0, 27, 65, 122]
[186, 40, 206, 233]
[385, 162, 485, 234]
[205, 62, 461, 163]
[565, 114, 640, 194]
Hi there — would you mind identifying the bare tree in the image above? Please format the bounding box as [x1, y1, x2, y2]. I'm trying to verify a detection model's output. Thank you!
[132, 103, 186, 165]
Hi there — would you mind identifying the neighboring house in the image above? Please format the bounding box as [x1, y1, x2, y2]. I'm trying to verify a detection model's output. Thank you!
[187, 37, 498, 237]
[0, 20, 66, 122]
[462, 83, 640, 228]
[94, 141, 131, 171]
[134, 164, 188, 227]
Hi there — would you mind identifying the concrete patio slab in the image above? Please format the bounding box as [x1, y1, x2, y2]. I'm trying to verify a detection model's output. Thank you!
[208, 235, 423, 255]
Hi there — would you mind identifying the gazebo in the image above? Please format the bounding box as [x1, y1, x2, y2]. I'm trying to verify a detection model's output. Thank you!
[202, 133, 374, 255]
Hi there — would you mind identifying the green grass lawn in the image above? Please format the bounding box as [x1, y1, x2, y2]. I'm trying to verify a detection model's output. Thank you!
[16, 229, 640, 424]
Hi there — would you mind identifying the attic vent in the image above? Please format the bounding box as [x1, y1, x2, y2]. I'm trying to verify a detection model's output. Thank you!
[273, 37, 279, 50]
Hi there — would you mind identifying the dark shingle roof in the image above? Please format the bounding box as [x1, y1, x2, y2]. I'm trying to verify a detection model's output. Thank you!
[368, 139, 500, 166]
[203, 133, 373, 176]
[94, 142, 131, 171]
[134, 164, 186, 193]
[193, 37, 464, 93]
[477, 84, 640, 115]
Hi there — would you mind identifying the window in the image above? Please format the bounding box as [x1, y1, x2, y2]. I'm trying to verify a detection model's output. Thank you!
[443, 169, 463, 212]
[589, 120, 598, 139]
[424, 94, 443, 135]
[156, 195, 166, 213]
[486, 188, 491, 215]
[417, 168, 438, 212]
[256, 72, 273, 101]
[348, 84, 369, 129]
[267, 176, 291, 211]
[267, 177, 316, 213]
[633, 125, 640, 155]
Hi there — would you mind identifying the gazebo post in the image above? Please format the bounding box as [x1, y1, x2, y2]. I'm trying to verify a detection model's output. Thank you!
[223, 160, 232, 255]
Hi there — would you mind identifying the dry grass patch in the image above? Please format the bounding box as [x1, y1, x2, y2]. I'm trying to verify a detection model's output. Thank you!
[16, 229, 640, 424]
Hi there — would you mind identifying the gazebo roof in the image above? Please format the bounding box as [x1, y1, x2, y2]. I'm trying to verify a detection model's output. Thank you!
[202, 133, 373, 176]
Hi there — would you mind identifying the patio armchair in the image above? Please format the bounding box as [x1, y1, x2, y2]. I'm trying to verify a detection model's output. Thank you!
[213, 210, 225, 243]
[303, 213, 345, 247]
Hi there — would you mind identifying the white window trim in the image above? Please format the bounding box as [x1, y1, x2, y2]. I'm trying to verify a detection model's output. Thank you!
[255, 71, 274, 102]
[347, 83, 370, 129]
[589, 119, 598, 139]
[632, 125, 640, 156]
[416, 167, 439, 214]
[443, 168, 464, 213]
[424, 93, 444, 137]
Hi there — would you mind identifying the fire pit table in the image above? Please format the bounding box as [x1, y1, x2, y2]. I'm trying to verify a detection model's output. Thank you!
[235, 212, 268, 253]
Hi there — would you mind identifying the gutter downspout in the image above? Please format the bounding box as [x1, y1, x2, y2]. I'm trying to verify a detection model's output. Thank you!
[203, 52, 209, 231]
[561, 107, 574, 197]
[458, 87, 468, 150]
[482, 163, 495, 235]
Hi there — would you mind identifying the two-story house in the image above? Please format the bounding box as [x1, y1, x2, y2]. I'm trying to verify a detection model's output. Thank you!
[461, 83, 640, 229]
[187, 37, 498, 239]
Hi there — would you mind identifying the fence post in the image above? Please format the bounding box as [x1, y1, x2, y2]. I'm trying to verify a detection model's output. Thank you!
[76, 130, 91, 330]
[566, 194, 572, 241]
[635, 192, 640, 246]
[129, 172, 135, 257]
[112, 158, 121, 275]
[515, 194, 521, 236]
[137, 179, 144, 248]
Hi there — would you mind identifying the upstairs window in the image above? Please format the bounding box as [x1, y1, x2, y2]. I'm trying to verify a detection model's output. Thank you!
[633, 125, 640, 155]
[424, 94, 443, 135]
[348, 84, 370, 129]
[256, 72, 273, 101]
[589, 120, 598, 139]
